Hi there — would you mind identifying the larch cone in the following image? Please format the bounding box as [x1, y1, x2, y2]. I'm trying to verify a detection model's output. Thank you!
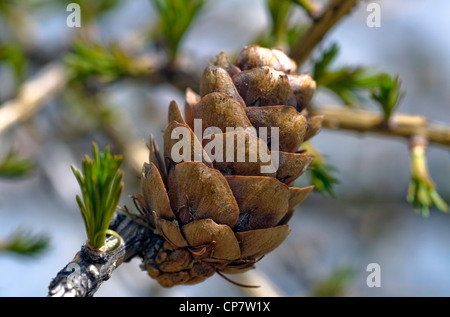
[130, 45, 322, 287]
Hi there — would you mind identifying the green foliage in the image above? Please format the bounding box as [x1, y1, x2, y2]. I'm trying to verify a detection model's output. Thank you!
[0, 149, 34, 178]
[71, 143, 124, 251]
[284, 24, 308, 51]
[371, 73, 405, 121]
[312, 43, 340, 83]
[408, 179, 448, 217]
[407, 145, 448, 217]
[259, 0, 292, 48]
[313, 44, 405, 122]
[313, 44, 384, 107]
[0, 44, 27, 84]
[290, 0, 317, 17]
[303, 142, 339, 197]
[61, 82, 116, 132]
[0, 228, 49, 256]
[258, 0, 307, 50]
[151, 0, 206, 62]
[312, 44, 445, 215]
[64, 41, 149, 83]
[311, 267, 353, 297]
[309, 161, 339, 198]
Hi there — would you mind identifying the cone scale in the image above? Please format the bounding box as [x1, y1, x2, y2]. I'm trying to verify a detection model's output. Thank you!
[132, 45, 320, 287]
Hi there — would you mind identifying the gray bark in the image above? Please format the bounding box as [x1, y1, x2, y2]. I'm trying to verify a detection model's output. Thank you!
[48, 213, 164, 297]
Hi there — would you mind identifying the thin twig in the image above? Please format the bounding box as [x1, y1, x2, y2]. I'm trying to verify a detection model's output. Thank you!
[290, 0, 360, 66]
[310, 106, 450, 147]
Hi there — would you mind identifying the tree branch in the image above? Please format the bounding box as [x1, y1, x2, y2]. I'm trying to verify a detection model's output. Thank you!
[310, 106, 450, 147]
[48, 211, 292, 297]
[0, 52, 200, 132]
[0, 55, 199, 174]
[0, 62, 68, 134]
[290, 0, 360, 66]
[48, 213, 163, 297]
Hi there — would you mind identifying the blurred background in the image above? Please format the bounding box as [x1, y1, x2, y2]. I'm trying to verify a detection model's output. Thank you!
[1, 0, 450, 297]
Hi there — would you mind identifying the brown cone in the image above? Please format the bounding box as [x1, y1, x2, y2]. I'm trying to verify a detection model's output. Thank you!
[132, 45, 320, 287]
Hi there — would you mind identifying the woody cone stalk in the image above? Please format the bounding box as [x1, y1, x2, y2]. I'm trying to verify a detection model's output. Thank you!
[130, 45, 322, 287]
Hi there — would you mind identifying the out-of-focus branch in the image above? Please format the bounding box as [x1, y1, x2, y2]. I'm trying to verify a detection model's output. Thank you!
[0, 51, 200, 134]
[0, 54, 199, 174]
[0, 62, 68, 134]
[310, 106, 450, 147]
[4, 59, 450, 150]
[292, 0, 321, 20]
[290, 0, 360, 66]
